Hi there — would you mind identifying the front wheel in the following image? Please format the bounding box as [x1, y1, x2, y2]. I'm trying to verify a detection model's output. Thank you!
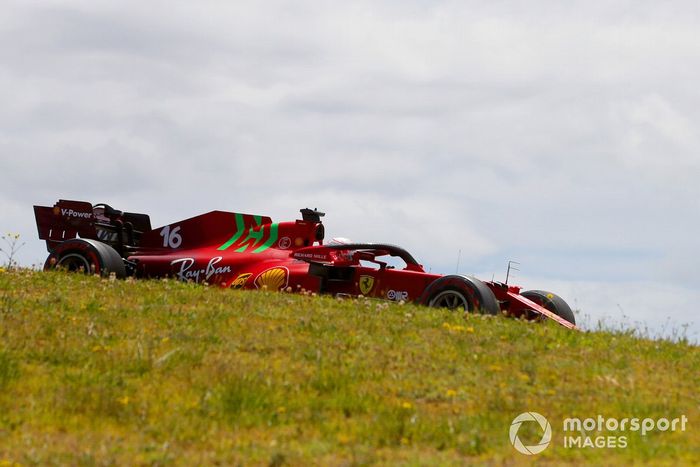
[521, 290, 575, 325]
[423, 275, 500, 315]
[429, 288, 470, 310]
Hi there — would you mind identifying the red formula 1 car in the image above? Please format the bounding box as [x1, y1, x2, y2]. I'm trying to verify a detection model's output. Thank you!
[34, 199, 577, 329]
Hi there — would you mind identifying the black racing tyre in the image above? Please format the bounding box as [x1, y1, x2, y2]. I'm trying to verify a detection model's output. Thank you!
[521, 290, 575, 325]
[45, 238, 126, 279]
[423, 275, 500, 315]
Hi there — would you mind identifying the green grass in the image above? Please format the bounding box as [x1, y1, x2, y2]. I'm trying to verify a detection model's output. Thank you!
[0, 269, 698, 465]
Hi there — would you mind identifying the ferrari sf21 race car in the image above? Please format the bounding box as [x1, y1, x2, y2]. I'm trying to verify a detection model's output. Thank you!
[34, 199, 577, 329]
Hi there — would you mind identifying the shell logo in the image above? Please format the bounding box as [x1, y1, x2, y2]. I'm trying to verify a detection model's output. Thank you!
[254, 267, 289, 291]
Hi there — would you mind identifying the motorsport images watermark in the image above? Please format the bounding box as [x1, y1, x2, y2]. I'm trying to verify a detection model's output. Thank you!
[509, 412, 689, 454]
[509, 412, 552, 455]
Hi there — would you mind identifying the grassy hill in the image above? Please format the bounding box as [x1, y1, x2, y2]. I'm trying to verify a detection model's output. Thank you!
[0, 270, 698, 465]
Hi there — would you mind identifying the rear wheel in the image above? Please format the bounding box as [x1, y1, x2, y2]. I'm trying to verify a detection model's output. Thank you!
[45, 238, 126, 279]
[521, 290, 575, 325]
[56, 253, 92, 273]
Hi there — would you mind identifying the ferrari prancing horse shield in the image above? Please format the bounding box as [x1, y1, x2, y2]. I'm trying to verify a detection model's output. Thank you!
[359, 275, 375, 295]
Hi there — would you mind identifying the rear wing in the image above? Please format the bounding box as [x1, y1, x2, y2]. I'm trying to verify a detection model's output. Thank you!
[34, 199, 151, 254]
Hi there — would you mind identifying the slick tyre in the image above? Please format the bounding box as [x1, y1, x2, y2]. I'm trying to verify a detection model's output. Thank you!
[45, 238, 126, 279]
[521, 290, 576, 325]
[423, 275, 500, 315]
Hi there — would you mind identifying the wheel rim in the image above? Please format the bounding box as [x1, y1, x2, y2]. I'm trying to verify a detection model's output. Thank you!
[57, 253, 92, 274]
[429, 290, 469, 310]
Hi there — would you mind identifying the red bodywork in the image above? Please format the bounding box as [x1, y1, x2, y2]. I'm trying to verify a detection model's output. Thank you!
[34, 200, 577, 329]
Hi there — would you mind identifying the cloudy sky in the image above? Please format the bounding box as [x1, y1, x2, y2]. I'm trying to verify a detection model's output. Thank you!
[1, 1, 699, 340]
